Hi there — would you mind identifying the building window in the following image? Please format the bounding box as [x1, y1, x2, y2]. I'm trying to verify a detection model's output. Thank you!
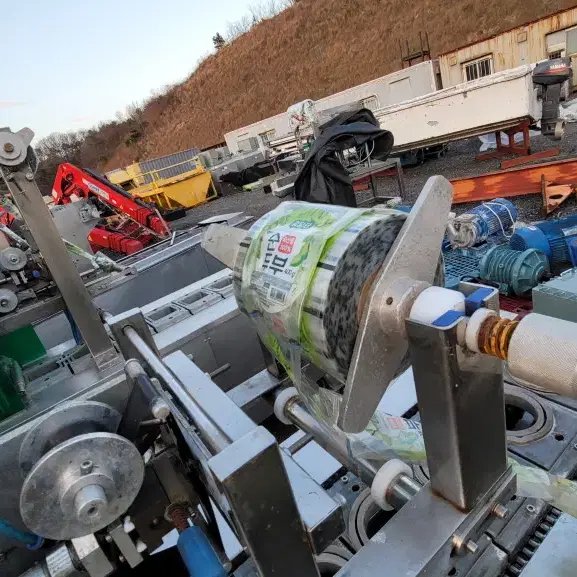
[463, 56, 493, 82]
[259, 129, 276, 145]
[549, 49, 564, 59]
[360, 95, 378, 110]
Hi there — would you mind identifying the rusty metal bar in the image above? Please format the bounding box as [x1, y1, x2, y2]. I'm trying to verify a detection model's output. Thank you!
[451, 157, 577, 204]
[501, 148, 560, 169]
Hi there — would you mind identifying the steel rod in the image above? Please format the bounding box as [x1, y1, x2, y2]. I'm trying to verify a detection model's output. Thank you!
[284, 397, 420, 508]
[285, 398, 377, 485]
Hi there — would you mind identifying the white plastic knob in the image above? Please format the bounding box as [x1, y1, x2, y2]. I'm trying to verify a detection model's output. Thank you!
[371, 459, 413, 511]
[465, 308, 496, 353]
[409, 286, 465, 325]
[274, 387, 299, 425]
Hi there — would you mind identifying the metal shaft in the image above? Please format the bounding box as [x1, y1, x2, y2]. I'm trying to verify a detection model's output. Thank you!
[122, 326, 231, 454]
[387, 474, 421, 510]
[284, 397, 420, 509]
[284, 397, 377, 485]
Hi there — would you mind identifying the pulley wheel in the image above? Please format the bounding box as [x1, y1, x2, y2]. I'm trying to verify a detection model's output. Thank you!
[0, 288, 18, 313]
[20, 432, 144, 540]
[19, 401, 121, 477]
[0, 247, 27, 271]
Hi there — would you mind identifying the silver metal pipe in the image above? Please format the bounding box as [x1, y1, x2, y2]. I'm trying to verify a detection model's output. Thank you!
[387, 474, 421, 511]
[285, 397, 377, 485]
[284, 397, 420, 508]
[122, 326, 231, 454]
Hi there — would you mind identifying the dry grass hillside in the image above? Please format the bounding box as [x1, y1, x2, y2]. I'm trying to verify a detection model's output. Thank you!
[103, 0, 577, 170]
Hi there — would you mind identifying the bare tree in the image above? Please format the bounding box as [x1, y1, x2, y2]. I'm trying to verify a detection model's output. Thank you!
[225, 0, 294, 41]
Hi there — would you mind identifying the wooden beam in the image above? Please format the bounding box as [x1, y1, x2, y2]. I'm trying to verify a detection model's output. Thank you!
[451, 158, 577, 204]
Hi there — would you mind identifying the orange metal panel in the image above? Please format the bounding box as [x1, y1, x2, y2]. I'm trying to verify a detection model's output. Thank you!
[450, 158, 577, 203]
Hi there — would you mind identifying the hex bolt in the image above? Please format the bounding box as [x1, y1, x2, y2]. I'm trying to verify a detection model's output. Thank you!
[492, 503, 509, 520]
[526, 504, 536, 514]
[3, 143, 14, 153]
[8, 255, 18, 263]
[465, 540, 479, 555]
[25, 172, 34, 182]
[80, 459, 94, 475]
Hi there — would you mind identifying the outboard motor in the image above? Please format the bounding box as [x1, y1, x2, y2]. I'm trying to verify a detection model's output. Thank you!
[532, 57, 572, 139]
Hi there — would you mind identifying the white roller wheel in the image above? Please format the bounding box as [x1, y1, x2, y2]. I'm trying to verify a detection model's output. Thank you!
[465, 308, 496, 353]
[371, 459, 413, 511]
[274, 387, 299, 425]
[409, 286, 465, 325]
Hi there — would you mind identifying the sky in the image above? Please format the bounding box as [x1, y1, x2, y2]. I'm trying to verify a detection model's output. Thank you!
[2, 0, 254, 142]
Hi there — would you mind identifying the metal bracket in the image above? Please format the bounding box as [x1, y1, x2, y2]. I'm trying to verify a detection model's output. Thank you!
[107, 308, 160, 360]
[339, 175, 453, 432]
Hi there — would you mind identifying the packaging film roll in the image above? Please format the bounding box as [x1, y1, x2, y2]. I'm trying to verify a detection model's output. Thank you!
[232, 201, 407, 383]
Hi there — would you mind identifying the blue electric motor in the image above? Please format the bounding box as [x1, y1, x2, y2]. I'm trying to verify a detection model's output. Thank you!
[509, 215, 577, 267]
[464, 198, 517, 243]
[446, 198, 517, 249]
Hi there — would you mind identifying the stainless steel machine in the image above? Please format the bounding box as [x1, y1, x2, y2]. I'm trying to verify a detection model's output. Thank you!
[3, 125, 577, 577]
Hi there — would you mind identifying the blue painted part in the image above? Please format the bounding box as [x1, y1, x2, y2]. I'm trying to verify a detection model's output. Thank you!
[432, 310, 465, 328]
[464, 287, 494, 316]
[568, 238, 577, 267]
[0, 519, 41, 547]
[466, 198, 517, 244]
[509, 215, 577, 266]
[395, 205, 412, 213]
[31, 270, 41, 279]
[510, 226, 552, 260]
[28, 534, 44, 550]
[177, 526, 227, 577]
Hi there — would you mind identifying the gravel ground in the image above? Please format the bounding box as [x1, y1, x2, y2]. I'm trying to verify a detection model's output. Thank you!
[174, 122, 577, 228]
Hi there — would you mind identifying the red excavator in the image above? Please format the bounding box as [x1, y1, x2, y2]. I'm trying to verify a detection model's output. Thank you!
[52, 163, 170, 256]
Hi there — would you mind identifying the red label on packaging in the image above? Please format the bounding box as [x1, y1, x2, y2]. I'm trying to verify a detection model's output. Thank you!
[278, 235, 296, 254]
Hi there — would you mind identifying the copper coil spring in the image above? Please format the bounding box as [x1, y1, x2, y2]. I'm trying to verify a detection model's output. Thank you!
[166, 503, 190, 532]
[478, 315, 519, 360]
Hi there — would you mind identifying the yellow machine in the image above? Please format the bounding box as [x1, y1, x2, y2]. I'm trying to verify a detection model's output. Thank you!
[107, 156, 218, 211]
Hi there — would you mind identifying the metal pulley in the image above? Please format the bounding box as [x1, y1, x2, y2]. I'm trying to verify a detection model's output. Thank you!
[0, 246, 27, 271]
[19, 401, 145, 540]
[0, 287, 18, 313]
[0, 127, 34, 167]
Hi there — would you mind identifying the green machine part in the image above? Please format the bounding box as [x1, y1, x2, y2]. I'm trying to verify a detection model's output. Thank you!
[0, 325, 46, 421]
[0, 356, 25, 421]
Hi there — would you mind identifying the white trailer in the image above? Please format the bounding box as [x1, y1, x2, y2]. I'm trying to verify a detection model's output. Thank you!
[374, 65, 542, 152]
[224, 60, 441, 154]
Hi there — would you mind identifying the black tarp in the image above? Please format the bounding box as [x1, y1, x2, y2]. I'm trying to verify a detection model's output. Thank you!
[294, 108, 394, 207]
